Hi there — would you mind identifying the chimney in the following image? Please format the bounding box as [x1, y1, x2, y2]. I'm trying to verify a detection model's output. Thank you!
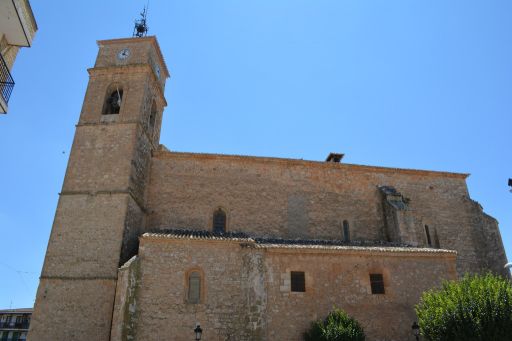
[325, 153, 344, 163]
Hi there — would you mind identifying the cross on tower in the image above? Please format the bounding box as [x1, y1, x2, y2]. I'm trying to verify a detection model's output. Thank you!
[133, 6, 148, 37]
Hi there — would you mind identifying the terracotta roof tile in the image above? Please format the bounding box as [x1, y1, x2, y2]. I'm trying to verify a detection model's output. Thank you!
[142, 229, 456, 254]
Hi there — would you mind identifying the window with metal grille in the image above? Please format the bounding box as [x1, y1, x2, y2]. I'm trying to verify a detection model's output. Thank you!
[213, 208, 226, 233]
[370, 274, 385, 294]
[291, 271, 306, 292]
[188, 271, 201, 304]
[343, 220, 350, 242]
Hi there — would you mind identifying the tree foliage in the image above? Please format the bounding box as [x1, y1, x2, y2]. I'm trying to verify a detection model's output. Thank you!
[304, 307, 365, 341]
[416, 273, 512, 341]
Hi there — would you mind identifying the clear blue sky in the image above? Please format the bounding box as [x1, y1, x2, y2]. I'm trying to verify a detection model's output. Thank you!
[0, 0, 511, 309]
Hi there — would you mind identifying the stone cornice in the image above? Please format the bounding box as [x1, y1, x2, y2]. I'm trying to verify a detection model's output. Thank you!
[153, 150, 469, 179]
[59, 189, 147, 213]
[97, 36, 170, 78]
[40, 275, 117, 281]
[75, 120, 159, 151]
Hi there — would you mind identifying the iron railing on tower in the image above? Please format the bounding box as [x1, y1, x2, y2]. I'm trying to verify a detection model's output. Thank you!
[0, 52, 15, 108]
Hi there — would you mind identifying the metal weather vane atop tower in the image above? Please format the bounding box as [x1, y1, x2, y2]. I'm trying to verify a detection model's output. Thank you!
[133, 4, 149, 37]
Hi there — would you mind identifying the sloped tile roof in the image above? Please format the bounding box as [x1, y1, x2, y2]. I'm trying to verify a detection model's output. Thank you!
[142, 229, 456, 255]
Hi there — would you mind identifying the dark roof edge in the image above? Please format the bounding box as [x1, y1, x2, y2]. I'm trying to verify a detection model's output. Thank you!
[0, 308, 33, 313]
[142, 229, 457, 255]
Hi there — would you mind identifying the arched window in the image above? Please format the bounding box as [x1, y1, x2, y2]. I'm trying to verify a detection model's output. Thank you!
[149, 100, 157, 130]
[425, 225, 432, 247]
[212, 208, 226, 233]
[343, 220, 350, 242]
[187, 271, 201, 304]
[103, 88, 123, 115]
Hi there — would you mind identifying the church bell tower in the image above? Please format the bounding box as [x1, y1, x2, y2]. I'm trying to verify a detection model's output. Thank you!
[29, 36, 169, 341]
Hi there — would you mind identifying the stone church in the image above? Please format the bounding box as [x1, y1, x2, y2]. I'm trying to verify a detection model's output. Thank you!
[28, 35, 508, 341]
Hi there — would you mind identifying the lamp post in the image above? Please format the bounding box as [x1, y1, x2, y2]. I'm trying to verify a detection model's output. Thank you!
[505, 263, 512, 277]
[411, 321, 420, 341]
[194, 324, 203, 341]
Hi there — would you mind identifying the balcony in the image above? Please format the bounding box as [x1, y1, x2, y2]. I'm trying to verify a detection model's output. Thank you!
[0, 321, 29, 330]
[0, 0, 38, 47]
[0, 52, 15, 114]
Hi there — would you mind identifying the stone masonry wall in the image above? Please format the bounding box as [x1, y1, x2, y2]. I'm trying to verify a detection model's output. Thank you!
[40, 193, 129, 278]
[465, 198, 509, 277]
[264, 247, 455, 341]
[29, 37, 168, 341]
[127, 235, 457, 341]
[29, 278, 116, 341]
[147, 151, 507, 276]
[111, 256, 140, 341]
[134, 238, 254, 341]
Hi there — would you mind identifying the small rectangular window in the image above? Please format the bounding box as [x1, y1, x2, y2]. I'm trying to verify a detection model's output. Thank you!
[188, 272, 201, 304]
[291, 271, 306, 292]
[370, 274, 385, 294]
[434, 228, 441, 249]
[425, 225, 432, 246]
[343, 220, 350, 242]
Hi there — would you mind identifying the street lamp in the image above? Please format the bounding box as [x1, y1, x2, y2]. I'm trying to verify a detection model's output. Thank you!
[505, 262, 512, 276]
[194, 324, 203, 341]
[411, 321, 420, 341]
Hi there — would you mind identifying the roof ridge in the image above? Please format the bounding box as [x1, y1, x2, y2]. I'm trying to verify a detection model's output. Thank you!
[153, 149, 469, 179]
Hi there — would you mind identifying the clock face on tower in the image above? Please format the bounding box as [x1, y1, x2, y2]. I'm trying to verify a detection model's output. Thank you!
[117, 48, 131, 60]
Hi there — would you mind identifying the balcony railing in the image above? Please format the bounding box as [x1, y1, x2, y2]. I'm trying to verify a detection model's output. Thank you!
[0, 321, 29, 329]
[0, 52, 15, 107]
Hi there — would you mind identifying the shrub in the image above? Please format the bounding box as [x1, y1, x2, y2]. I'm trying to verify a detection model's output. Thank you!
[304, 307, 365, 341]
[415, 273, 512, 341]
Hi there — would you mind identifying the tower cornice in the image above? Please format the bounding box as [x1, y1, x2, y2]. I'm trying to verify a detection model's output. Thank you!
[87, 64, 167, 106]
[97, 36, 170, 79]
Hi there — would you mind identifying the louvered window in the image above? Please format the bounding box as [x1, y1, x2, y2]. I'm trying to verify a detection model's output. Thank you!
[291, 271, 306, 292]
[370, 274, 385, 294]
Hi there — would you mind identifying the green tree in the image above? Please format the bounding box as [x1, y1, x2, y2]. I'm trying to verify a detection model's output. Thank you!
[416, 273, 512, 341]
[304, 307, 365, 341]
